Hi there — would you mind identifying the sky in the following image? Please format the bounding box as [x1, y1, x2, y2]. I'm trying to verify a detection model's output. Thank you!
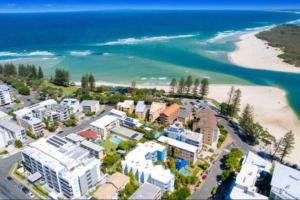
[0, 0, 300, 12]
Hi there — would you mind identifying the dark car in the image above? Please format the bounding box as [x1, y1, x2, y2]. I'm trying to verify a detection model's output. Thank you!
[18, 184, 24, 189]
[6, 176, 12, 181]
[22, 186, 30, 194]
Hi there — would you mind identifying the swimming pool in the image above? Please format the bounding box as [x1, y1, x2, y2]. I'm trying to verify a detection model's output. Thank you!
[179, 167, 190, 176]
[110, 136, 122, 144]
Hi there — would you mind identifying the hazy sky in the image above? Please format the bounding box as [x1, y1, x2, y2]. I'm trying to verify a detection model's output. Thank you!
[1, 0, 299, 12]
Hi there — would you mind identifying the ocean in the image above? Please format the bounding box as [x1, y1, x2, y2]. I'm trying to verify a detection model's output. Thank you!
[0, 10, 300, 116]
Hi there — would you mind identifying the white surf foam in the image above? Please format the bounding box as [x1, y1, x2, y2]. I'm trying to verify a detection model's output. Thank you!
[0, 51, 55, 57]
[98, 34, 197, 46]
[69, 50, 92, 56]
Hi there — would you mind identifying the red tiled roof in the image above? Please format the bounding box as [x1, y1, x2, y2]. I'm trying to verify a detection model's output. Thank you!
[79, 130, 99, 140]
[162, 103, 180, 116]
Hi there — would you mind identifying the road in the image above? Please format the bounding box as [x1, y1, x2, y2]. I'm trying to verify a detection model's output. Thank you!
[0, 152, 25, 200]
[191, 116, 253, 199]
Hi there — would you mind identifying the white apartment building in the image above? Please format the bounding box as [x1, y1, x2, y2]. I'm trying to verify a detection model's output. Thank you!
[81, 100, 100, 113]
[90, 115, 120, 140]
[0, 120, 26, 148]
[17, 115, 43, 137]
[122, 142, 175, 192]
[0, 85, 13, 105]
[270, 162, 300, 200]
[61, 98, 80, 113]
[22, 136, 103, 199]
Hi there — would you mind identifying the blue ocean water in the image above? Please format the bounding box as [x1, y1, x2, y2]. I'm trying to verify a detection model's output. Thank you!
[0, 10, 300, 116]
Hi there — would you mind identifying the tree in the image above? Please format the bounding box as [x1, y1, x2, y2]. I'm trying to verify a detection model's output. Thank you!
[239, 104, 254, 131]
[227, 86, 235, 105]
[18, 86, 30, 95]
[169, 187, 191, 200]
[88, 74, 96, 91]
[14, 140, 23, 148]
[53, 68, 69, 86]
[81, 74, 89, 90]
[3, 63, 17, 76]
[278, 131, 295, 162]
[185, 75, 193, 93]
[38, 66, 44, 79]
[131, 80, 136, 88]
[178, 77, 185, 93]
[193, 78, 200, 95]
[170, 78, 177, 93]
[200, 78, 209, 98]
[231, 89, 241, 117]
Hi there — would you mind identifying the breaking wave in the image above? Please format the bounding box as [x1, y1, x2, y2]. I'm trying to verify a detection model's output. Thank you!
[0, 51, 55, 57]
[69, 50, 92, 56]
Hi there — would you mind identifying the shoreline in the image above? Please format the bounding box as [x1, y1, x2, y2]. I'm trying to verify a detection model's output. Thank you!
[228, 31, 300, 73]
[75, 81, 300, 165]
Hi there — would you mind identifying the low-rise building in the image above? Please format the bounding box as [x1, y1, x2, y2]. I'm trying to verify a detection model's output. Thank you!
[80, 140, 104, 159]
[109, 109, 127, 119]
[79, 130, 101, 142]
[135, 101, 148, 120]
[65, 133, 85, 145]
[0, 120, 26, 148]
[160, 103, 180, 124]
[110, 126, 143, 141]
[130, 183, 161, 200]
[22, 136, 103, 199]
[90, 115, 120, 140]
[149, 102, 166, 122]
[193, 108, 219, 147]
[18, 115, 43, 137]
[0, 85, 13, 105]
[0, 111, 10, 120]
[61, 98, 80, 113]
[117, 100, 135, 114]
[164, 122, 203, 148]
[81, 100, 100, 113]
[158, 136, 198, 164]
[122, 142, 174, 192]
[121, 116, 142, 129]
[178, 108, 193, 125]
[270, 162, 300, 200]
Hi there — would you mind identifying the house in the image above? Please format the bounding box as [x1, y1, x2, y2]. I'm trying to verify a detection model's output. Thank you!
[117, 100, 135, 114]
[22, 136, 103, 199]
[65, 133, 85, 145]
[81, 100, 100, 113]
[130, 183, 161, 200]
[61, 98, 80, 113]
[90, 115, 120, 140]
[79, 130, 101, 141]
[121, 116, 142, 129]
[158, 136, 199, 164]
[135, 101, 148, 120]
[93, 172, 129, 200]
[164, 122, 203, 148]
[270, 162, 300, 200]
[110, 126, 143, 141]
[178, 108, 193, 125]
[122, 142, 175, 192]
[149, 102, 166, 122]
[0, 120, 26, 148]
[193, 108, 219, 147]
[160, 103, 180, 124]
[0, 85, 13, 105]
[80, 140, 104, 159]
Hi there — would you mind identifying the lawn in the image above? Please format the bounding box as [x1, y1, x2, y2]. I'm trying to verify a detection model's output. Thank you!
[100, 137, 118, 152]
[40, 81, 78, 96]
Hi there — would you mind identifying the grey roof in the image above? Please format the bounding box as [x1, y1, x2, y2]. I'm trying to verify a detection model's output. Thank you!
[110, 126, 143, 141]
[66, 133, 86, 143]
[27, 172, 42, 183]
[178, 108, 192, 118]
[80, 140, 104, 152]
[0, 120, 24, 133]
[135, 101, 146, 113]
[271, 162, 300, 199]
[81, 100, 99, 106]
[129, 183, 161, 200]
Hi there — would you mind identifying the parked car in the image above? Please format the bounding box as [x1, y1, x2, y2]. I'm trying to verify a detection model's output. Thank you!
[29, 192, 35, 198]
[18, 183, 24, 189]
[202, 174, 208, 180]
[22, 187, 30, 194]
[6, 176, 12, 181]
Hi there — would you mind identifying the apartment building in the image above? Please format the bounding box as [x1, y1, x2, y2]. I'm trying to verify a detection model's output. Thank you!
[121, 142, 174, 192]
[193, 108, 219, 147]
[90, 115, 120, 140]
[18, 115, 44, 137]
[130, 183, 161, 200]
[81, 100, 100, 113]
[0, 85, 13, 105]
[159, 103, 180, 124]
[117, 100, 135, 114]
[61, 98, 80, 113]
[0, 120, 26, 148]
[22, 136, 103, 199]
[135, 101, 148, 120]
[158, 136, 198, 164]
[149, 102, 166, 122]
[178, 108, 193, 125]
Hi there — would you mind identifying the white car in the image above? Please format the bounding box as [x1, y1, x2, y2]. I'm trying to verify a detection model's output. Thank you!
[29, 192, 35, 199]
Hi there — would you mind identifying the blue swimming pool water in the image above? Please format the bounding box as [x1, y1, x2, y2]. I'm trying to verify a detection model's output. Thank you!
[111, 136, 122, 144]
[179, 167, 190, 176]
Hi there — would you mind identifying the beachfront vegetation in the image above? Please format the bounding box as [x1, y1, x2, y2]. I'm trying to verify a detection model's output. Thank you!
[219, 148, 243, 182]
[81, 74, 96, 92]
[51, 68, 70, 87]
[275, 131, 295, 162]
[220, 86, 241, 117]
[256, 24, 300, 67]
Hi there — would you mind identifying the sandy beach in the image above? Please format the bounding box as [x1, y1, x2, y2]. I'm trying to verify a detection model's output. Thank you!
[228, 31, 300, 73]
[78, 81, 300, 165]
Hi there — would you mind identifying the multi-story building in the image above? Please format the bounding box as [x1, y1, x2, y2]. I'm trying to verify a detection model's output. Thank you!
[61, 98, 80, 113]
[160, 104, 180, 124]
[117, 100, 135, 114]
[121, 142, 174, 192]
[164, 122, 203, 148]
[22, 136, 103, 199]
[270, 162, 300, 200]
[130, 183, 161, 200]
[0, 85, 13, 105]
[149, 102, 166, 122]
[81, 100, 100, 113]
[90, 115, 120, 140]
[17, 115, 44, 137]
[135, 101, 148, 120]
[178, 108, 193, 125]
[158, 136, 198, 164]
[80, 140, 104, 159]
[0, 120, 26, 148]
[193, 108, 219, 147]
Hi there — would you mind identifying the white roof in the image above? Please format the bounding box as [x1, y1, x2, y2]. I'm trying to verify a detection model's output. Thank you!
[271, 162, 300, 199]
[81, 100, 99, 106]
[66, 133, 85, 143]
[81, 140, 104, 152]
[117, 100, 134, 109]
[90, 115, 118, 128]
[0, 120, 25, 133]
[230, 186, 268, 200]
[243, 151, 272, 172]
[158, 136, 198, 153]
[151, 165, 174, 184]
[14, 99, 57, 118]
[0, 111, 9, 119]
[109, 109, 126, 118]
